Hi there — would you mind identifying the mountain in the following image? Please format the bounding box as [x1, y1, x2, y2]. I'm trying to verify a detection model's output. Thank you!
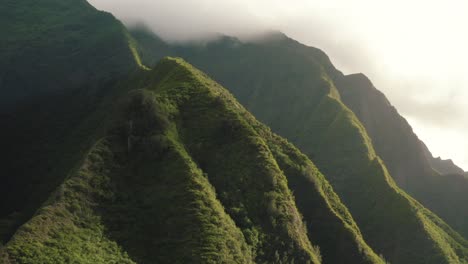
[0, 55, 387, 263]
[131, 29, 468, 263]
[0, 1, 387, 263]
[334, 72, 468, 239]
[429, 157, 466, 175]
[2, 0, 468, 263]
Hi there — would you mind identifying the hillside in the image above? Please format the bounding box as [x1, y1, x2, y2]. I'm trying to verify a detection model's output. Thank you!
[335, 73, 468, 239]
[0, 0, 144, 244]
[131, 29, 468, 263]
[1, 58, 386, 264]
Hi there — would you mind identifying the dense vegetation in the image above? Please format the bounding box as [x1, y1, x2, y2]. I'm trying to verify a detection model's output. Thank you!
[0, 3, 382, 260]
[131, 30, 468, 263]
[1, 58, 387, 264]
[2, 0, 468, 263]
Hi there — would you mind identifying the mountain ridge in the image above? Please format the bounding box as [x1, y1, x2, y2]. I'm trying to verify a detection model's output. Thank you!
[1, 57, 385, 264]
[130, 28, 468, 263]
[2, 0, 468, 263]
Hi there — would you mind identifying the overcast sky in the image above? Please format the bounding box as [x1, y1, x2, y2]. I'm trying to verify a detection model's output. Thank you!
[89, 0, 468, 170]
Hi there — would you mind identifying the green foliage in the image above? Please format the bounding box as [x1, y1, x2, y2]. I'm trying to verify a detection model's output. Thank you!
[4, 83, 253, 263]
[130, 32, 468, 263]
[4, 58, 334, 264]
[139, 58, 321, 263]
[4, 140, 136, 264]
[263, 134, 382, 264]
[4, 1, 467, 262]
[3, 57, 383, 263]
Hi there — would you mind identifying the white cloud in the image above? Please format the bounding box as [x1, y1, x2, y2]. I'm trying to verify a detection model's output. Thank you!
[89, 0, 468, 170]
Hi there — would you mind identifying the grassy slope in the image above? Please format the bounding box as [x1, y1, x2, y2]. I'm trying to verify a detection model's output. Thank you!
[0, 0, 144, 244]
[1, 58, 387, 264]
[260, 131, 383, 264]
[131, 32, 468, 263]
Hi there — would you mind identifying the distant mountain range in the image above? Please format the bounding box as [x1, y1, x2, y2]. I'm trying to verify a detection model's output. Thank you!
[1, 1, 467, 263]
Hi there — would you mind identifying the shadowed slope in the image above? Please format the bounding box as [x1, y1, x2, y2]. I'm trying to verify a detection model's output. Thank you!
[0, 0, 144, 243]
[0, 0, 144, 108]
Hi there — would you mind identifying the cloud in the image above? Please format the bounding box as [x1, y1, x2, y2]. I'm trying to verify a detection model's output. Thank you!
[89, 0, 279, 41]
[89, 0, 468, 170]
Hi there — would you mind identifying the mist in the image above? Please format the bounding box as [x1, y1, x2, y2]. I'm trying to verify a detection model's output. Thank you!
[89, 0, 468, 170]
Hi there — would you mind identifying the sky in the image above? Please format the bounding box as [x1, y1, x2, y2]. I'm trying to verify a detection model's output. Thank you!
[89, 0, 468, 170]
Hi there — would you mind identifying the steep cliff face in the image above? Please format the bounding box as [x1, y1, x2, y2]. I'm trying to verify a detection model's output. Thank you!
[335, 73, 435, 188]
[335, 73, 468, 239]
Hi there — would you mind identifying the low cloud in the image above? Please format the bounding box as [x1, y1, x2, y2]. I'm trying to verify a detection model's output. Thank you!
[89, 0, 468, 169]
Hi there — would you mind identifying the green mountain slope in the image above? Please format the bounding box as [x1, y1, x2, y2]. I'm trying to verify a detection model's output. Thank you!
[0, 0, 144, 244]
[335, 73, 468, 239]
[131, 30, 468, 263]
[1, 58, 385, 264]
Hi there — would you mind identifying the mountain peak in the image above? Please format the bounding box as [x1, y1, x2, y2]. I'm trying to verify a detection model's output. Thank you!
[242, 30, 290, 44]
[346, 73, 372, 84]
[431, 156, 466, 175]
